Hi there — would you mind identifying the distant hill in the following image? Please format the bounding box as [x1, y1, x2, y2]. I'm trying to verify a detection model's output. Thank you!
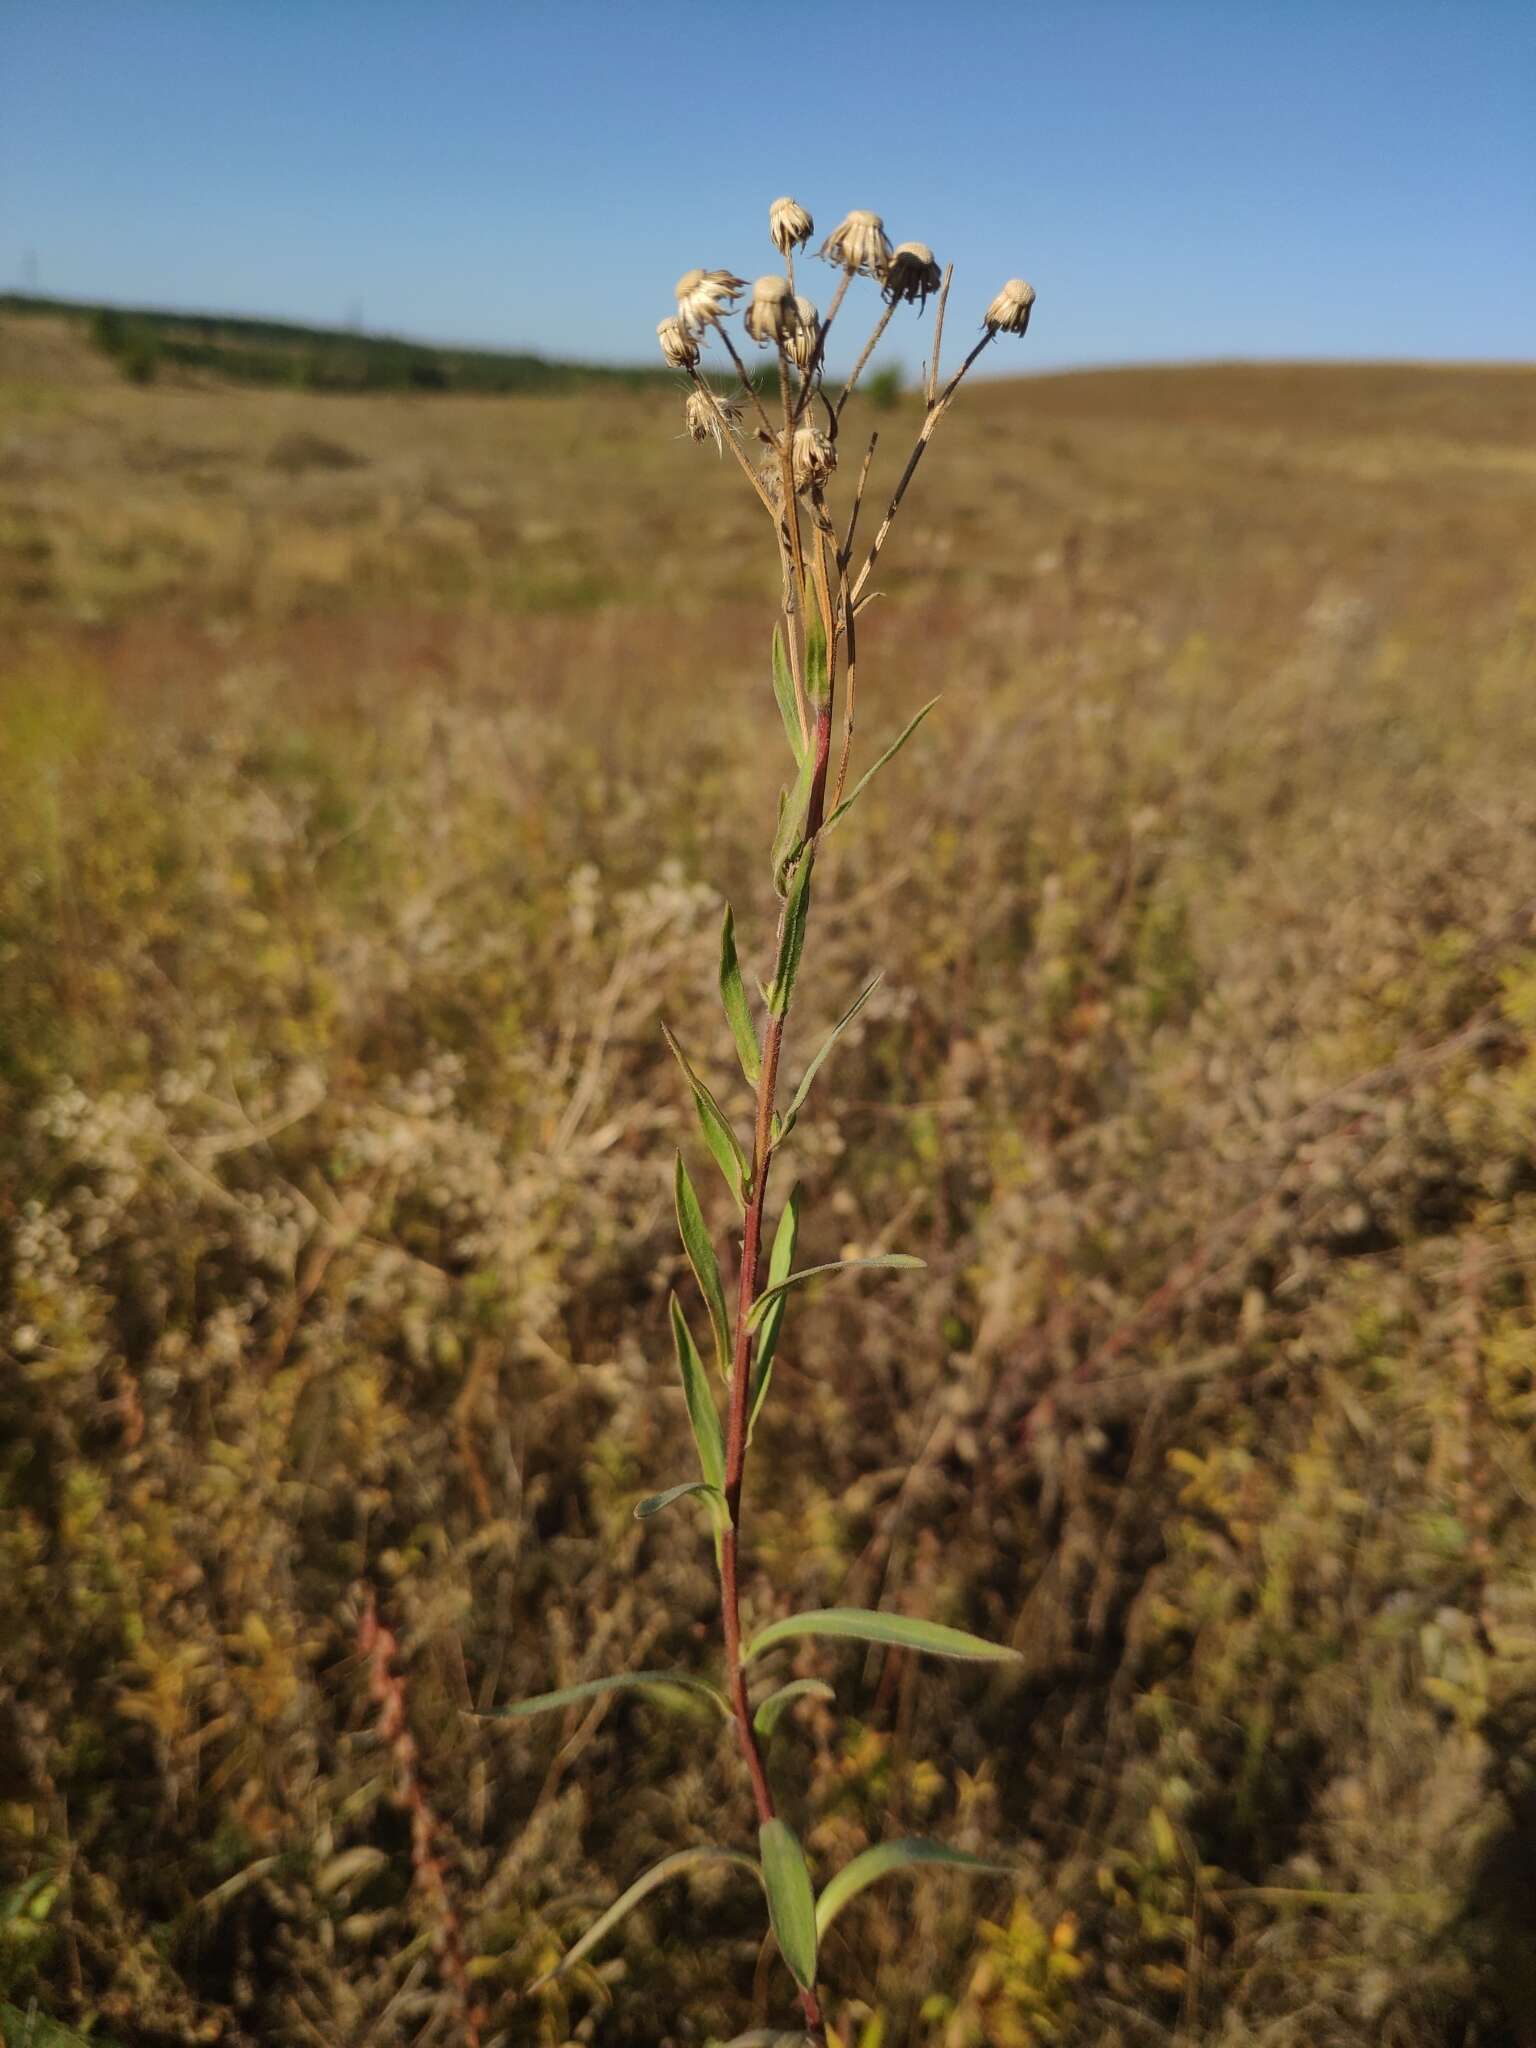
[0, 291, 708, 396]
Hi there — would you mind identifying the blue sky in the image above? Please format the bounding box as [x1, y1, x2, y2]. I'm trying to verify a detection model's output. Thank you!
[3, 1, 1532, 374]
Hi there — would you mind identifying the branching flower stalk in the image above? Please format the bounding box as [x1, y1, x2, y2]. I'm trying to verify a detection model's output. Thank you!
[497, 198, 1038, 2043]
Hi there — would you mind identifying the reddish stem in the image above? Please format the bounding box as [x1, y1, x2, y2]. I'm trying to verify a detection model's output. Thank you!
[359, 1593, 485, 2047]
[719, 685, 836, 2042]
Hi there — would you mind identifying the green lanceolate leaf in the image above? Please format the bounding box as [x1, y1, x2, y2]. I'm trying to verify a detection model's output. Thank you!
[664, 1023, 749, 1209]
[771, 625, 806, 764]
[634, 1480, 725, 1520]
[753, 1678, 835, 1738]
[744, 1606, 1023, 1666]
[670, 1294, 725, 1490]
[779, 973, 883, 1139]
[482, 1670, 731, 1723]
[746, 1254, 924, 1330]
[804, 609, 830, 704]
[815, 1838, 1011, 1940]
[675, 1152, 732, 1375]
[529, 1848, 762, 1990]
[759, 1819, 819, 1992]
[771, 748, 816, 895]
[719, 906, 762, 1086]
[824, 696, 940, 834]
[767, 851, 813, 1015]
[748, 1184, 800, 1442]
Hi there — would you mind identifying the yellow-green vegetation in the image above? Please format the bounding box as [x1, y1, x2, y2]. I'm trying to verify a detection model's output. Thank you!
[2, 311, 1535, 2045]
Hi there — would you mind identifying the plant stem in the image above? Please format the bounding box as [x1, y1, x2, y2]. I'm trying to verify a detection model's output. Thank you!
[849, 332, 993, 613]
[689, 370, 779, 519]
[793, 270, 853, 423]
[834, 299, 897, 422]
[778, 351, 808, 600]
[719, 686, 837, 2045]
[717, 322, 779, 442]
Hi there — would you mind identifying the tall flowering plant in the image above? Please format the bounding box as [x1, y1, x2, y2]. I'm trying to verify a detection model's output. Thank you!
[503, 199, 1037, 2042]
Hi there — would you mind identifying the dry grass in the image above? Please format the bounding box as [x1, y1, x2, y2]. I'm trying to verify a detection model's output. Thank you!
[3, 316, 1536, 2047]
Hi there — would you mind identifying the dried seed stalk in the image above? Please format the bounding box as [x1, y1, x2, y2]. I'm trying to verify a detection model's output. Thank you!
[509, 196, 1040, 2039]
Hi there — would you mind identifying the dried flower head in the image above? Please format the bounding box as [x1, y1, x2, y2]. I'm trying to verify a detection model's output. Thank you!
[743, 274, 802, 346]
[657, 316, 700, 370]
[819, 209, 893, 280]
[984, 278, 1036, 336]
[769, 196, 814, 256]
[684, 387, 740, 451]
[784, 297, 822, 372]
[884, 241, 942, 309]
[791, 425, 837, 492]
[675, 268, 747, 332]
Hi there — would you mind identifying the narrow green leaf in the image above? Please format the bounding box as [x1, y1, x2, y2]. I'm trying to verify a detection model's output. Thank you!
[771, 625, 806, 764]
[815, 1839, 1010, 1940]
[771, 749, 816, 895]
[748, 1184, 800, 1442]
[759, 1819, 819, 1992]
[767, 852, 813, 1016]
[634, 1480, 725, 1521]
[753, 1678, 835, 1738]
[744, 1606, 1023, 1666]
[675, 1152, 731, 1375]
[804, 609, 830, 704]
[481, 1670, 731, 1723]
[746, 1254, 924, 1330]
[664, 1023, 748, 1210]
[780, 973, 883, 1139]
[719, 906, 762, 1086]
[824, 696, 940, 834]
[529, 1848, 761, 1990]
[670, 1294, 725, 1490]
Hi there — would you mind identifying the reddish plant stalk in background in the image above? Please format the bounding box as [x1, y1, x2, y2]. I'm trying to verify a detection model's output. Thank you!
[360, 1593, 485, 2047]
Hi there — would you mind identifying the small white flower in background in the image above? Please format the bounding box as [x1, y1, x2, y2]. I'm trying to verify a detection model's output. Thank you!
[792, 425, 837, 491]
[984, 279, 1036, 336]
[884, 242, 942, 309]
[657, 315, 700, 369]
[784, 297, 822, 371]
[769, 195, 815, 256]
[684, 387, 740, 451]
[744, 274, 802, 345]
[675, 267, 747, 332]
[819, 209, 893, 280]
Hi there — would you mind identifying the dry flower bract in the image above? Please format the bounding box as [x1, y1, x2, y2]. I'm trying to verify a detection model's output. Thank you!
[684, 387, 738, 451]
[657, 316, 700, 370]
[819, 208, 893, 280]
[884, 241, 942, 309]
[743, 274, 801, 346]
[769, 195, 814, 256]
[790, 424, 836, 491]
[984, 278, 1037, 336]
[784, 297, 821, 371]
[675, 267, 747, 332]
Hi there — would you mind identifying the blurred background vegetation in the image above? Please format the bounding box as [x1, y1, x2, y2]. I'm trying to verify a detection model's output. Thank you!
[2, 308, 1535, 2046]
[3, 293, 695, 398]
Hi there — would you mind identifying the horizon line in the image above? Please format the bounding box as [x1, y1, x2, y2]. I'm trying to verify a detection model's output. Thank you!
[5, 290, 1533, 383]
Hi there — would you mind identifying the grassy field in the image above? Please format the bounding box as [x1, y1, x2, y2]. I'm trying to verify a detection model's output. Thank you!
[3, 307, 1536, 2047]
